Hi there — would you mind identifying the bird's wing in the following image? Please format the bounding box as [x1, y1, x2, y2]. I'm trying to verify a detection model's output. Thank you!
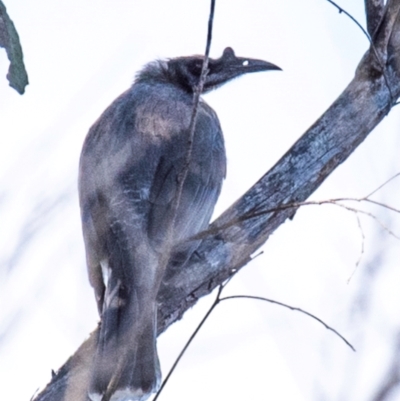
[147, 103, 226, 250]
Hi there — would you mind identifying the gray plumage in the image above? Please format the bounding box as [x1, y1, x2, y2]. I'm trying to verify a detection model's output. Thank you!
[78, 47, 280, 401]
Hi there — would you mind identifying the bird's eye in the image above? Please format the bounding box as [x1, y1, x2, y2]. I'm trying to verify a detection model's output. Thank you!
[242, 60, 249, 66]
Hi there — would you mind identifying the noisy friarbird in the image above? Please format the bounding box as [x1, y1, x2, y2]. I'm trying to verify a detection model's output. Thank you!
[78, 47, 280, 401]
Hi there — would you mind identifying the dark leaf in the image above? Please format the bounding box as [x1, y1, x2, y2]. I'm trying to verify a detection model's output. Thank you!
[0, 1, 28, 94]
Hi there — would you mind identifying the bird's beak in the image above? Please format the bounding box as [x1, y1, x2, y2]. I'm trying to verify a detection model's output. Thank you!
[235, 57, 281, 73]
[202, 47, 281, 92]
[221, 47, 282, 74]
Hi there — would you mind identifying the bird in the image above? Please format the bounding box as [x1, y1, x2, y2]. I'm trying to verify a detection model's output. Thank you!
[78, 47, 280, 401]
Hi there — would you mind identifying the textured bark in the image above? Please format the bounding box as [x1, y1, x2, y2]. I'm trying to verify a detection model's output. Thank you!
[33, 3, 400, 401]
[365, 0, 385, 37]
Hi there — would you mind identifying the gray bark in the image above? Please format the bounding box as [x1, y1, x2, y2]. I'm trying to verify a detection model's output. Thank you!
[33, 2, 400, 401]
[365, 0, 385, 37]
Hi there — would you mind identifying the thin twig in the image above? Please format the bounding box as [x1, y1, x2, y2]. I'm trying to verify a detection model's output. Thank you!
[366, 172, 400, 198]
[153, 272, 355, 400]
[325, 0, 394, 105]
[189, 195, 400, 241]
[173, 0, 216, 218]
[326, 0, 372, 41]
[220, 295, 356, 351]
[302, 202, 400, 240]
[152, 285, 223, 401]
[29, 388, 40, 401]
[362, 198, 400, 214]
[189, 172, 400, 240]
[347, 213, 366, 283]
[159, 0, 216, 273]
[152, 2, 217, 400]
[354, 208, 400, 240]
[153, 0, 216, 392]
[331, 203, 400, 239]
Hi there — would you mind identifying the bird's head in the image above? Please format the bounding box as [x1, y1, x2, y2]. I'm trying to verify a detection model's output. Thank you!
[136, 47, 281, 93]
[167, 47, 281, 93]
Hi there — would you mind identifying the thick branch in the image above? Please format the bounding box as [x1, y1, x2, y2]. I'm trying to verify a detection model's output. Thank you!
[33, 6, 400, 401]
[365, 0, 385, 37]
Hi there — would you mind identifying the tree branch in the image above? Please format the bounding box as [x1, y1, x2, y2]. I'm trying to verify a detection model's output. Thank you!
[32, 4, 400, 401]
[370, 333, 400, 401]
[365, 0, 385, 38]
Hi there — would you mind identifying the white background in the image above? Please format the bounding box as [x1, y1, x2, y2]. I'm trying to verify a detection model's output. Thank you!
[1, 1, 400, 400]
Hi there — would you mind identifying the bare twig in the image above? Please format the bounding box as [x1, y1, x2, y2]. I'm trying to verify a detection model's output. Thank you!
[190, 194, 400, 242]
[366, 172, 400, 198]
[347, 213, 366, 283]
[103, 3, 218, 400]
[154, 276, 354, 400]
[220, 295, 355, 351]
[160, 0, 216, 270]
[325, 0, 394, 104]
[326, 0, 372, 41]
[152, 284, 224, 401]
[171, 0, 216, 223]
[361, 198, 400, 214]
[190, 171, 400, 240]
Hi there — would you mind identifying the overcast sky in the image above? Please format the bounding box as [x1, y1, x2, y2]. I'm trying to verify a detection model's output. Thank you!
[1, 1, 400, 401]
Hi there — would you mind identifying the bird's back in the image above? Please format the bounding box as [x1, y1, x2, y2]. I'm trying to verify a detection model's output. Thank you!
[79, 80, 226, 255]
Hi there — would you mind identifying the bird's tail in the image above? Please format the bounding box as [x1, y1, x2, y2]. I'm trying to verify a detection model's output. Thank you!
[89, 277, 161, 401]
